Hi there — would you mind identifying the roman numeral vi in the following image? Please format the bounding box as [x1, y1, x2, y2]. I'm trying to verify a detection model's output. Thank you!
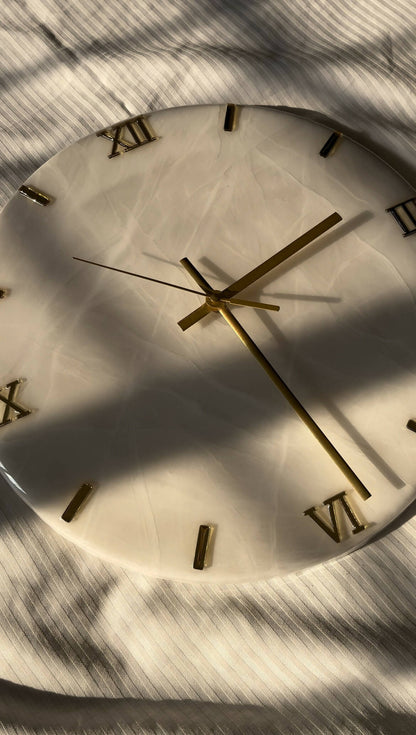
[304, 491, 368, 543]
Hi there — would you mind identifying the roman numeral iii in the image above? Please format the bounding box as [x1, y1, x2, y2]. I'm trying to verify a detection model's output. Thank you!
[304, 491, 369, 543]
[96, 115, 158, 158]
[386, 197, 416, 236]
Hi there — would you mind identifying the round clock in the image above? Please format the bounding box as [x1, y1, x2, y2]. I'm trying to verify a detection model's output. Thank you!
[1, 104, 415, 582]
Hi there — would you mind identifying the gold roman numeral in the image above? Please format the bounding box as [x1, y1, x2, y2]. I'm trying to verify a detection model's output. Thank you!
[0, 379, 32, 428]
[96, 115, 158, 158]
[304, 491, 369, 543]
[386, 197, 416, 236]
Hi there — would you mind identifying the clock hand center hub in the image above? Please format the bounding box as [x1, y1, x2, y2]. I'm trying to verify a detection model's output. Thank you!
[205, 291, 222, 310]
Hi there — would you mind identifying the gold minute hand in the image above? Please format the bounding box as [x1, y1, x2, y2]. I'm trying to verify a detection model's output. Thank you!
[217, 303, 371, 501]
[180, 257, 370, 502]
[178, 212, 342, 331]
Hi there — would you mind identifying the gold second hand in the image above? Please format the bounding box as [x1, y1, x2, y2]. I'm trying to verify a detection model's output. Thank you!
[73, 257, 280, 312]
[217, 303, 371, 501]
[73, 257, 207, 296]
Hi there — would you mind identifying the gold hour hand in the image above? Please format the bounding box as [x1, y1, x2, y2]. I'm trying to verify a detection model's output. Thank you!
[226, 297, 279, 311]
[179, 212, 342, 331]
[177, 298, 280, 331]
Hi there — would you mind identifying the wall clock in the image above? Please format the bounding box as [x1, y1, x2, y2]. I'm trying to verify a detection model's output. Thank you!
[1, 104, 415, 582]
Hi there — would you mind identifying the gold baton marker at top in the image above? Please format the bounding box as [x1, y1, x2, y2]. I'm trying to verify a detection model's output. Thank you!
[178, 212, 342, 331]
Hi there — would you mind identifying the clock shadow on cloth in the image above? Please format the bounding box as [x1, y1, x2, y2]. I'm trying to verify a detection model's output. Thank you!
[0, 677, 415, 734]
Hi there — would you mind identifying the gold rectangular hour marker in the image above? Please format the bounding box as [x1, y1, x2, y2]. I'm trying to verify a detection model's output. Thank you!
[304, 491, 369, 543]
[0, 289, 8, 299]
[319, 132, 343, 158]
[407, 419, 416, 432]
[0, 379, 32, 428]
[18, 185, 52, 206]
[61, 482, 94, 523]
[386, 198, 416, 236]
[224, 104, 239, 132]
[96, 114, 158, 158]
[193, 524, 213, 570]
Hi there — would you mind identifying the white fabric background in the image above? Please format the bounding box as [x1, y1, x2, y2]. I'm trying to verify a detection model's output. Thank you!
[1, 1, 416, 732]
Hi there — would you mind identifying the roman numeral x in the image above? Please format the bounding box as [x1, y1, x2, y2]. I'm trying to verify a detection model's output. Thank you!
[0, 379, 32, 428]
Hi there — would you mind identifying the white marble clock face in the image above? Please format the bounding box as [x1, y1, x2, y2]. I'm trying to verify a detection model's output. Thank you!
[0, 104, 416, 582]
